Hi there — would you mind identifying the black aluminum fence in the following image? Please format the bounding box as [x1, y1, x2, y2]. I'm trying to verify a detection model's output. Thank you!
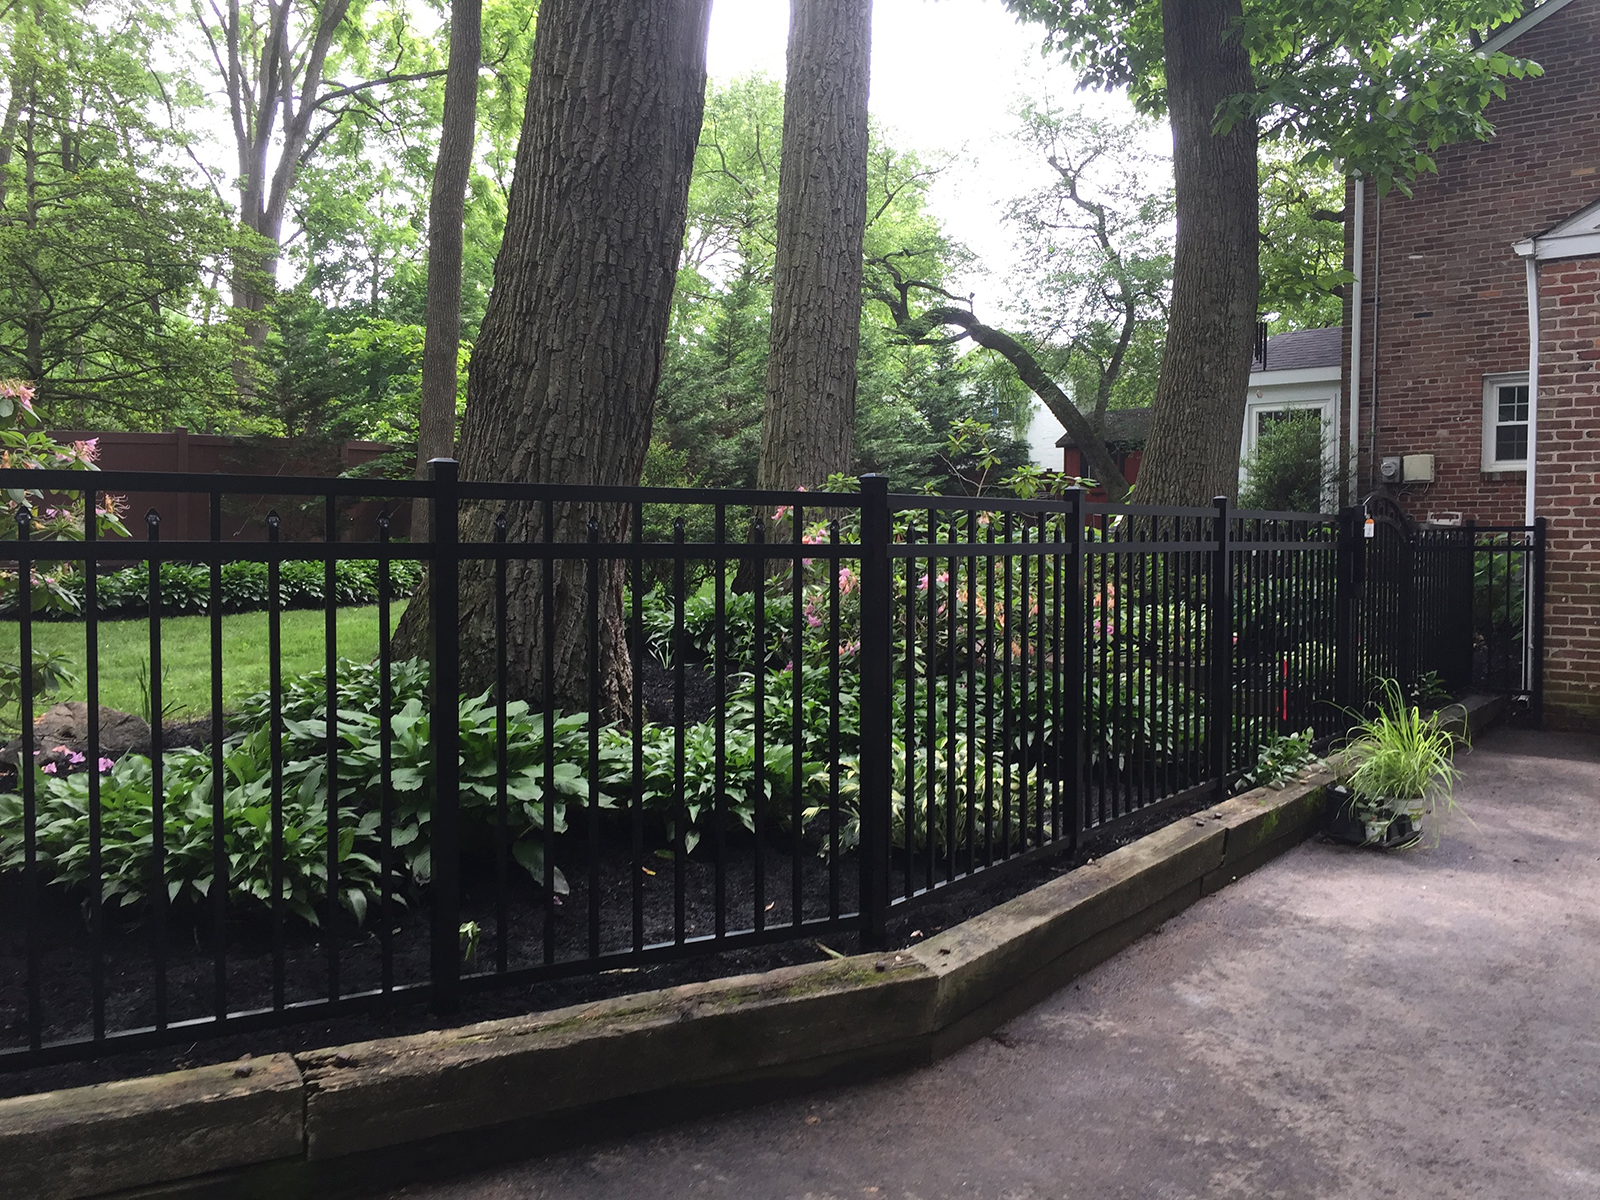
[1465, 522, 1545, 708]
[0, 466, 1542, 1067]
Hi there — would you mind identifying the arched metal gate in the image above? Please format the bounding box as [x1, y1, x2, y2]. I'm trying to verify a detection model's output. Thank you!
[1342, 496, 1543, 718]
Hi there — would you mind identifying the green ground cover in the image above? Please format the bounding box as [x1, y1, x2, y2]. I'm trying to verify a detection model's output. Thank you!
[0, 603, 405, 722]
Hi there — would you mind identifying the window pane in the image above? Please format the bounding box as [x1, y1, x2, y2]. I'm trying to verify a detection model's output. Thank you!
[1498, 385, 1529, 422]
[1257, 408, 1318, 437]
[1496, 423, 1528, 462]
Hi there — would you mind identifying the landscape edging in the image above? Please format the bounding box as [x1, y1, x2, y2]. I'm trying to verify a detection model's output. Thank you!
[0, 692, 1503, 1200]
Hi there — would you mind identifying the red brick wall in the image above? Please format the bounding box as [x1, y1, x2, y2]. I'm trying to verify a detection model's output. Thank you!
[1340, 0, 1600, 726]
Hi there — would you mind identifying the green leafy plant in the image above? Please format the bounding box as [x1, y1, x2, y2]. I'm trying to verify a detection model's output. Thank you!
[0, 748, 384, 925]
[1411, 671, 1452, 707]
[9, 558, 425, 620]
[1343, 680, 1466, 843]
[459, 920, 482, 964]
[134, 658, 181, 727]
[0, 647, 77, 728]
[1241, 728, 1321, 790]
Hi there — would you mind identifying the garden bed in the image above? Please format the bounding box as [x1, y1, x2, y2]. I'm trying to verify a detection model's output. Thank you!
[0, 772, 1226, 1101]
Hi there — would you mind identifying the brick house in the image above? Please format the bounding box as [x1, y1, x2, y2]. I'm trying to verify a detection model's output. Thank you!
[1340, 0, 1600, 729]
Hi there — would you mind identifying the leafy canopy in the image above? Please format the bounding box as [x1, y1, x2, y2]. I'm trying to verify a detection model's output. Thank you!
[1003, 0, 1540, 195]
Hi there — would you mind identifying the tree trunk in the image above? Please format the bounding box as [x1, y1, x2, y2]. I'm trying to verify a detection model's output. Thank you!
[1133, 0, 1259, 506]
[756, 0, 873, 491]
[412, 0, 482, 540]
[394, 0, 712, 717]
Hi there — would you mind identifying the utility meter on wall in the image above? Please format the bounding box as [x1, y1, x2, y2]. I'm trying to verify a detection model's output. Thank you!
[1380, 456, 1403, 483]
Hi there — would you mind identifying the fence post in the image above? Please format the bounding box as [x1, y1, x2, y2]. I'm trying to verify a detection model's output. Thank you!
[1208, 496, 1232, 800]
[857, 473, 892, 949]
[428, 458, 462, 1014]
[1334, 506, 1362, 713]
[1531, 517, 1546, 727]
[1399, 523, 1416, 691]
[1459, 520, 1477, 694]
[1064, 487, 1086, 850]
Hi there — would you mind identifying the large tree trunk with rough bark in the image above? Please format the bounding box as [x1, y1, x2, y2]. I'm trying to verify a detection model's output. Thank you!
[395, 0, 712, 717]
[756, 0, 873, 491]
[1133, 0, 1258, 505]
[412, 0, 482, 539]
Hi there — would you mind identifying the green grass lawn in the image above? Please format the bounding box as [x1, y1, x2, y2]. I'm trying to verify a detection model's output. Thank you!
[0, 603, 407, 723]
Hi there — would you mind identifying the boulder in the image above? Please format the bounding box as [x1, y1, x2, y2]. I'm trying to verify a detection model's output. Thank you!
[1, 702, 150, 769]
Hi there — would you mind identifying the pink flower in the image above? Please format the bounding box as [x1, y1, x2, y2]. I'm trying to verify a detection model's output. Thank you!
[67, 751, 85, 765]
[50, 744, 69, 755]
[98, 757, 115, 773]
[41, 762, 56, 774]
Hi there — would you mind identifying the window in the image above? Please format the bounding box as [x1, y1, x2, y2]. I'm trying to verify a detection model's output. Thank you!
[1239, 396, 1335, 509]
[1482, 374, 1530, 470]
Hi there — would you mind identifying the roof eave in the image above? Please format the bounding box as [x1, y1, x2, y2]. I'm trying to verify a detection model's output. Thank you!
[1480, 0, 1580, 55]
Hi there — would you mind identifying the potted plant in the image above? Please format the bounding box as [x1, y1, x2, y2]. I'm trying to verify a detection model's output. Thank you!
[1327, 680, 1465, 849]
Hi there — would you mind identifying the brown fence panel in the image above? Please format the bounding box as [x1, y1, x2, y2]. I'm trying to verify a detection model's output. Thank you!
[46, 428, 409, 542]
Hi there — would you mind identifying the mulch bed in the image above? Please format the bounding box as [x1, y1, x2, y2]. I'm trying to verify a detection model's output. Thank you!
[0, 778, 1227, 1101]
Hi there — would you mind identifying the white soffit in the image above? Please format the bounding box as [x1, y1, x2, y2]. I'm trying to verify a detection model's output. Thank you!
[1515, 197, 1600, 261]
[1247, 365, 1343, 388]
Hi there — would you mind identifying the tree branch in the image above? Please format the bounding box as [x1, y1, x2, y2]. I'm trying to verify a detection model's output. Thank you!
[915, 304, 1130, 498]
[309, 67, 449, 114]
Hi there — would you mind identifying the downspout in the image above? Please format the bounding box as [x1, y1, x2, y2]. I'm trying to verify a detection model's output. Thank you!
[1520, 253, 1540, 528]
[1347, 175, 1365, 506]
[1367, 190, 1383, 493]
[1518, 246, 1541, 696]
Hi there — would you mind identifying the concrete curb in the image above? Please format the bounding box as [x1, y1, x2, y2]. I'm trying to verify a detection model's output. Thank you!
[0, 693, 1502, 1200]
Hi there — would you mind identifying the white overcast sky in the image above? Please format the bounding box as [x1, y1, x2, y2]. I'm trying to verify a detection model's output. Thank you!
[705, 0, 1159, 305]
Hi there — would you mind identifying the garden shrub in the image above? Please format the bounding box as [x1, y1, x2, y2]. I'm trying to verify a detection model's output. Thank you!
[6, 557, 424, 619]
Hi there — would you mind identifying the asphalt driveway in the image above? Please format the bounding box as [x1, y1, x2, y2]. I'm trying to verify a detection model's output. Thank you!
[387, 726, 1600, 1200]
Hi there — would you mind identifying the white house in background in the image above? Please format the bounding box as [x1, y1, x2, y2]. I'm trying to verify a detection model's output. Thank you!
[1240, 326, 1343, 504]
[1049, 326, 1345, 499]
[1020, 398, 1067, 469]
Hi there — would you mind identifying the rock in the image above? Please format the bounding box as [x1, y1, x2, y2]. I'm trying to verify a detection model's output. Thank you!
[0, 702, 150, 768]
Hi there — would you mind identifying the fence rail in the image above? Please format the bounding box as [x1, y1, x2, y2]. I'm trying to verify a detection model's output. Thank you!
[0, 465, 1542, 1068]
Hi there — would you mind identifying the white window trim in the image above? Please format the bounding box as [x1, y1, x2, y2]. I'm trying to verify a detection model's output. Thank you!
[1481, 372, 1530, 473]
[1239, 394, 1338, 508]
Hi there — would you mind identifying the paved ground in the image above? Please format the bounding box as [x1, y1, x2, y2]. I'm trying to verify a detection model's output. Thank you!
[388, 727, 1600, 1200]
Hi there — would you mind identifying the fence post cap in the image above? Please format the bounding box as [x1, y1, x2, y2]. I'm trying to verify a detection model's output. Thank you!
[428, 458, 459, 481]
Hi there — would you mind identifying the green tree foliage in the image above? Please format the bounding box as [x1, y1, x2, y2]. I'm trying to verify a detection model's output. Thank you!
[242, 0, 533, 450]
[0, 0, 246, 429]
[1259, 147, 1347, 331]
[1001, 100, 1172, 420]
[654, 75, 1029, 493]
[1005, 0, 1537, 194]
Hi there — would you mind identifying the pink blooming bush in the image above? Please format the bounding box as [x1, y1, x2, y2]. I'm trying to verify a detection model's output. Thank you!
[0, 380, 128, 618]
[1, 380, 126, 723]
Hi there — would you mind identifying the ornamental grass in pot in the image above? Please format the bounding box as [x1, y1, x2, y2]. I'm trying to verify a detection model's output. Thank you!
[1328, 680, 1466, 849]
